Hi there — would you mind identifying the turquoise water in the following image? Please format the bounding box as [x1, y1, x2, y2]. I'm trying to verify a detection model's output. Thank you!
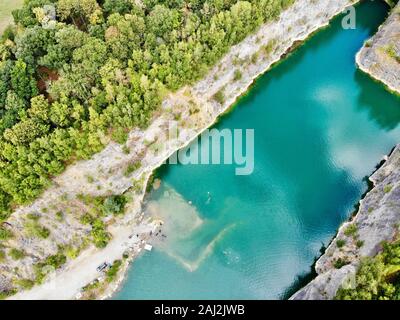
[116, 1, 400, 300]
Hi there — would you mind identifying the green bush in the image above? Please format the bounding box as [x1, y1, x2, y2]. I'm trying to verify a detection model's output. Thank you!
[384, 185, 393, 193]
[333, 258, 349, 269]
[106, 260, 122, 282]
[15, 279, 35, 290]
[213, 90, 225, 104]
[9, 248, 25, 260]
[24, 221, 51, 239]
[124, 162, 141, 177]
[102, 195, 127, 216]
[0, 227, 13, 241]
[91, 219, 110, 248]
[356, 240, 364, 248]
[344, 224, 358, 238]
[111, 127, 129, 145]
[233, 70, 243, 81]
[336, 240, 400, 300]
[0, 289, 17, 300]
[55, 211, 64, 222]
[43, 253, 67, 269]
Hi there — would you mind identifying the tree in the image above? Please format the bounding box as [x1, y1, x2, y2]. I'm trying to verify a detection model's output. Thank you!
[40, 26, 87, 69]
[28, 95, 50, 122]
[105, 13, 145, 62]
[102, 195, 127, 215]
[12, 0, 55, 28]
[14, 26, 55, 66]
[3, 118, 49, 145]
[10, 60, 38, 102]
[146, 5, 182, 41]
[103, 0, 133, 15]
[0, 0, 295, 215]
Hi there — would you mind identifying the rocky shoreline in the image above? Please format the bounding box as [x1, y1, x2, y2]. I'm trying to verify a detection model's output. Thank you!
[291, 145, 400, 300]
[2, 0, 359, 300]
[292, 3, 400, 300]
[356, 2, 400, 94]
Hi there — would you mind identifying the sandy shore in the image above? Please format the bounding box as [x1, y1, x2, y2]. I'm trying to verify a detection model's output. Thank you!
[8, 0, 357, 300]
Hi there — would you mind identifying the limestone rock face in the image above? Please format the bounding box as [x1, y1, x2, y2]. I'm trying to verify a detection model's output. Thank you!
[356, 3, 400, 94]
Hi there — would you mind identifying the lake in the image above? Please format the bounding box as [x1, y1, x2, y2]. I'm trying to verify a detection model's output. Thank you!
[115, 0, 400, 300]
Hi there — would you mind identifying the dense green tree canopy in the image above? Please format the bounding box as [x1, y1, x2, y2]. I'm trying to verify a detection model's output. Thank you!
[337, 240, 400, 300]
[0, 0, 294, 217]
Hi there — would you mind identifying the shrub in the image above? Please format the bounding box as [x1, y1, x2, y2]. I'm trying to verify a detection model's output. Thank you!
[55, 211, 64, 221]
[122, 145, 130, 154]
[44, 253, 67, 269]
[102, 195, 127, 216]
[34, 252, 67, 284]
[0, 250, 5, 262]
[356, 240, 364, 248]
[91, 219, 110, 248]
[334, 258, 349, 269]
[112, 127, 128, 144]
[9, 248, 25, 260]
[263, 38, 277, 56]
[233, 70, 242, 81]
[65, 246, 79, 260]
[251, 52, 259, 64]
[337, 239, 346, 248]
[106, 260, 122, 282]
[0, 289, 17, 300]
[0, 228, 13, 241]
[384, 185, 392, 193]
[27, 213, 40, 221]
[344, 224, 358, 238]
[15, 279, 35, 290]
[124, 162, 141, 177]
[213, 89, 225, 104]
[24, 221, 51, 239]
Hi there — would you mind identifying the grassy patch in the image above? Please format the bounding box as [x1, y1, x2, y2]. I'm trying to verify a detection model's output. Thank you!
[213, 89, 225, 104]
[384, 185, 393, 193]
[334, 258, 349, 269]
[9, 248, 25, 260]
[344, 224, 358, 238]
[24, 221, 51, 239]
[0, 0, 23, 34]
[124, 162, 141, 177]
[106, 260, 122, 282]
[233, 69, 243, 81]
[0, 227, 13, 241]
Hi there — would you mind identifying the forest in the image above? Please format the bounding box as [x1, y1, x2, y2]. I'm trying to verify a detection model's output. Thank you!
[336, 240, 400, 300]
[0, 0, 295, 219]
